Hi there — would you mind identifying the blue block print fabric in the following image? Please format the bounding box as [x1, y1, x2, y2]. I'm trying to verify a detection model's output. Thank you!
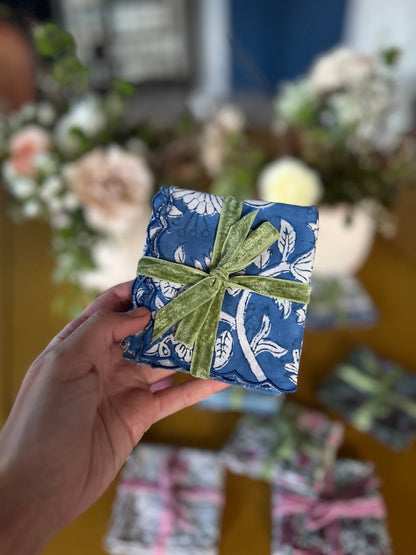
[123, 186, 319, 394]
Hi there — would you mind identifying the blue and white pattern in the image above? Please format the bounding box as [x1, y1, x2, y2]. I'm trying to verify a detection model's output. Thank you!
[123, 186, 319, 394]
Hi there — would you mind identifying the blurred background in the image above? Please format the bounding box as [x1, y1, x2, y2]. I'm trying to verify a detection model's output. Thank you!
[1, 1, 416, 554]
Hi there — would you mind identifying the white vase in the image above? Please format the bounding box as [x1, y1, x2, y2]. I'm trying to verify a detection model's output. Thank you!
[313, 203, 377, 277]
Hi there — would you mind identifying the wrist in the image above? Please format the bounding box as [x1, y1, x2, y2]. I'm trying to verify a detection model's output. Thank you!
[0, 456, 57, 554]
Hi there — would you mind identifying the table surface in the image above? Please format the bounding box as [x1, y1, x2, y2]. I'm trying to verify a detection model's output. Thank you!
[1, 189, 416, 555]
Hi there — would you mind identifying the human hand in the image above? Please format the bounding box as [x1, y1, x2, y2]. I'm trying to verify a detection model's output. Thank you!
[0, 281, 227, 554]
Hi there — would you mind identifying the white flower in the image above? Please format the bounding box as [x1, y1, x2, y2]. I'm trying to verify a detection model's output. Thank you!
[275, 79, 317, 125]
[325, 92, 363, 129]
[257, 157, 323, 206]
[65, 145, 153, 233]
[19, 103, 36, 122]
[22, 199, 42, 218]
[55, 95, 106, 155]
[61, 191, 80, 211]
[51, 212, 72, 229]
[309, 47, 375, 94]
[40, 176, 63, 201]
[36, 102, 56, 126]
[171, 188, 223, 216]
[34, 152, 58, 175]
[77, 206, 151, 291]
[7, 177, 36, 199]
[212, 104, 245, 134]
[45, 196, 65, 214]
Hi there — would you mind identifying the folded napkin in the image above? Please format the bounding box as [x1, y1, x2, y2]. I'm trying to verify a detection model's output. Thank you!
[271, 458, 391, 555]
[220, 400, 344, 494]
[104, 443, 225, 555]
[123, 186, 319, 393]
[317, 346, 416, 450]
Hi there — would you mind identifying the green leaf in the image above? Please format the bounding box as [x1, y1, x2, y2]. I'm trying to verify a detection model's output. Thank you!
[112, 78, 135, 98]
[34, 22, 76, 58]
[381, 48, 401, 67]
[52, 55, 88, 87]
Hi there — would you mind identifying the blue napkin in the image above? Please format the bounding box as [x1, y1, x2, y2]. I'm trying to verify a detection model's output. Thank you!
[123, 186, 318, 394]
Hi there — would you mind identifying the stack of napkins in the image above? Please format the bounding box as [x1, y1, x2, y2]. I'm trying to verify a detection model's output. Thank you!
[104, 444, 225, 554]
[123, 186, 319, 394]
[220, 401, 345, 494]
[271, 458, 391, 554]
[317, 347, 416, 450]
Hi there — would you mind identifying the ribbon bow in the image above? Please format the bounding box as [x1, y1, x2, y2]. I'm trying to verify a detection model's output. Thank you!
[274, 490, 387, 531]
[138, 196, 311, 379]
[337, 350, 416, 431]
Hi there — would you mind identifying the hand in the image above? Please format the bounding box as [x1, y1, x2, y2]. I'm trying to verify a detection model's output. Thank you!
[0, 281, 227, 554]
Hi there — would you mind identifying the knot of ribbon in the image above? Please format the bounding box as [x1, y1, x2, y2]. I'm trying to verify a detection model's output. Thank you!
[337, 351, 416, 431]
[137, 196, 311, 379]
[274, 490, 387, 531]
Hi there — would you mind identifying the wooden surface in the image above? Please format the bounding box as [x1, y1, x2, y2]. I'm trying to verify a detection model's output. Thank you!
[1, 189, 416, 555]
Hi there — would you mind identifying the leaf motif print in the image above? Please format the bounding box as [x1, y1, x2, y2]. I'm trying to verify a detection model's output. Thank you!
[278, 220, 296, 262]
[252, 248, 270, 269]
[134, 287, 146, 304]
[255, 340, 287, 358]
[160, 281, 181, 300]
[285, 349, 300, 385]
[154, 295, 165, 310]
[174, 245, 186, 264]
[144, 336, 171, 358]
[149, 225, 162, 239]
[277, 299, 291, 319]
[296, 307, 306, 324]
[250, 315, 287, 358]
[213, 330, 233, 369]
[251, 314, 271, 352]
[174, 342, 193, 363]
[194, 260, 204, 271]
[290, 249, 315, 283]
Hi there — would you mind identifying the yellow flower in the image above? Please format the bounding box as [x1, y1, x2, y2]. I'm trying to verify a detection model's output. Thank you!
[257, 157, 323, 206]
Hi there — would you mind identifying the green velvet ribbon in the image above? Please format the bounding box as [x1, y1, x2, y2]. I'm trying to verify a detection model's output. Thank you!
[337, 354, 416, 431]
[137, 196, 311, 379]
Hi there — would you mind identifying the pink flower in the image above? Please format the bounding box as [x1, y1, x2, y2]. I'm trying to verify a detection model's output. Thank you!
[65, 145, 153, 233]
[7, 125, 51, 177]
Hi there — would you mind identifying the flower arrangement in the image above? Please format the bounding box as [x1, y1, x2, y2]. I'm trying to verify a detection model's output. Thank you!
[269, 46, 416, 233]
[1, 21, 415, 313]
[0, 22, 157, 313]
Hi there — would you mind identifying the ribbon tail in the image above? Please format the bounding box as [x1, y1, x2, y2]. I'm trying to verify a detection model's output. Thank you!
[211, 196, 243, 268]
[175, 297, 216, 347]
[219, 209, 258, 266]
[189, 287, 225, 379]
[152, 279, 217, 341]
[224, 222, 280, 274]
[138, 256, 207, 286]
[231, 275, 311, 304]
